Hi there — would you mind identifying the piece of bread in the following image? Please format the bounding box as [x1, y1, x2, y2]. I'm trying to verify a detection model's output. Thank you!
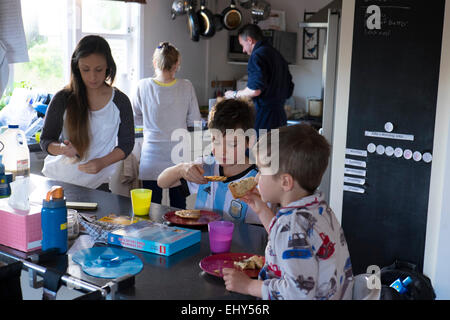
[204, 176, 227, 182]
[174, 209, 201, 219]
[234, 255, 264, 270]
[228, 177, 257, 198]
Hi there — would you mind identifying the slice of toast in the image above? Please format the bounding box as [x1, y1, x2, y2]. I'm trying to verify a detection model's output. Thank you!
[204, 176, 227, 182]
[234, 255, 265, 270]
[228, 177, 257, 198]
[174, 209, 201, 219]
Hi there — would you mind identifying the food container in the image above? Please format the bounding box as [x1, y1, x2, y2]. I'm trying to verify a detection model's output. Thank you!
[308, 98, 323, 117]
[67, 209, 80, 240]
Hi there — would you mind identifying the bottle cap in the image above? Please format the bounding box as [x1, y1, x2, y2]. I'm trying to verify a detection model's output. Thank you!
[43, 186, 66, 208]
[8, 125, 19, 128]
[46, 186, 64, 201]
[402, 276, 412, 287]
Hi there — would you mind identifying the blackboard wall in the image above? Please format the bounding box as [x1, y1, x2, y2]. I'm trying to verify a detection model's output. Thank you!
[342, 0, 445, 274]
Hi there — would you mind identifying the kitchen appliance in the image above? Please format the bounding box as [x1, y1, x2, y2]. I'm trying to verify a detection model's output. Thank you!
[228, 29, 297, 64]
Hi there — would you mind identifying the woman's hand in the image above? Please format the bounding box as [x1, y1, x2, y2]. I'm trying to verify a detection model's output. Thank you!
[60, 140, 79, 158]
[179, 163, 208, 185]
[78, 158, 106, 174]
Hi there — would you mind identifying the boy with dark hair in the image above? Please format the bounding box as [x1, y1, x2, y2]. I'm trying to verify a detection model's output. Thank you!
[223, 124, 354, 300]
[158, 99, 261, 224]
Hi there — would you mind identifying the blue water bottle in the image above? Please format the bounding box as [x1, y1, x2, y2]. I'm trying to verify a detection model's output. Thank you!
[41, 186, 68, 254]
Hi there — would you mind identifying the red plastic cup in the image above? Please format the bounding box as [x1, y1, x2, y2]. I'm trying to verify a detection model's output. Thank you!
[208, 221, 234, 254]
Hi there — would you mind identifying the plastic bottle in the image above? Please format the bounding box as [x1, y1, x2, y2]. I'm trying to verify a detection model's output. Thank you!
[41, 186, 68, 254]
[0, 125, 30, 180]
[390, 276, 413, 294]
[0, 155, 12, 198]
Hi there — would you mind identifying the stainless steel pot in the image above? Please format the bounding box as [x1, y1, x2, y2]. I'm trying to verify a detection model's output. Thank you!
[251, 0, 271, 23]
[171, 0, 188, 20]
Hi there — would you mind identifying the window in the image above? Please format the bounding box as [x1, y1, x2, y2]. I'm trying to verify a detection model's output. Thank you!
[11, 0, 141, 96]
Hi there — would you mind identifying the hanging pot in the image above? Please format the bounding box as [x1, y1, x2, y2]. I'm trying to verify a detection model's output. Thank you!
[171, 0, 188, 20]
[197, 0, 215, 38]
[222, 0, 242, 31]
[213, 13, 224, 32]
[186, 0, 200, 42]
[251, 0, 271, 24]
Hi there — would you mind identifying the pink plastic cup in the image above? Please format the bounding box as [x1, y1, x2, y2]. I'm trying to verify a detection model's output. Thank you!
[208, 221, 234, 254]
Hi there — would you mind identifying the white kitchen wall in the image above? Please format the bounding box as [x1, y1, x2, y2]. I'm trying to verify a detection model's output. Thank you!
[141, 0, 332, 107]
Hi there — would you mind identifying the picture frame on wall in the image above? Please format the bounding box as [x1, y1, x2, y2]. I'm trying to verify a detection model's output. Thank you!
[303, 12, 319, 60]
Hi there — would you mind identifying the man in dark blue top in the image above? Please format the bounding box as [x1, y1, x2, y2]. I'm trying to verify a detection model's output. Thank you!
[225, 24, 294, 132]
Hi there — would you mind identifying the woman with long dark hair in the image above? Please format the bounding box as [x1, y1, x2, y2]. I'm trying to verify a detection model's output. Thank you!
[40, 35, 134, 189]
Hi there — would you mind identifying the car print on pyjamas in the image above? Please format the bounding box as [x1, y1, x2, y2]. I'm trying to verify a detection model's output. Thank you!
[282, 233, 313, 260]
[317, 232, 335, 260]
[296, 211, 317, 236]
[295, 275, 315, 295]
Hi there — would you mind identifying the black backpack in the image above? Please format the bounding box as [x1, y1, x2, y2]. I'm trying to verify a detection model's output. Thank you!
[379, 260, 436, 300]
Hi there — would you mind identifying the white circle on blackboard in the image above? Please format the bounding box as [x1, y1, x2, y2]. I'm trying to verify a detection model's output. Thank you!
[423, 152, 433, 163]
[376, 145, 385, 155]
[367, 143, 376, 153]
[384, 122, 394, 132]
[413, 151, 422, 162]
[394, 147, 403, 158]
[403, 149, 413, 160]
[385, 146, 394, 157]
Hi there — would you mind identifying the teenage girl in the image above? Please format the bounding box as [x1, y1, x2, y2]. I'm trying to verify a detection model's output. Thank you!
[40, 35, 135, 190]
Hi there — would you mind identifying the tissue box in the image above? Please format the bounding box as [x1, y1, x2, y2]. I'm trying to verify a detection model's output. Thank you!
[0, 198, 42, 252]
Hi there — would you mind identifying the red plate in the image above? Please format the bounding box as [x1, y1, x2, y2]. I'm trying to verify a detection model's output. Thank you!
[164, 210, 221, 226]
[199, 253, 265, 278]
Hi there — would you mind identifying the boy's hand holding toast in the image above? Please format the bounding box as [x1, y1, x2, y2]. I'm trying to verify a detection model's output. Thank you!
[178, 163, 208, 185]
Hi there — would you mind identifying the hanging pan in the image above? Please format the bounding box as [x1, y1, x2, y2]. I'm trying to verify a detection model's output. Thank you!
[197, 0, 215, 38]
[213, 13, 224, 32]
[186, 0, 200, 41]
[222, 0, 242, 31]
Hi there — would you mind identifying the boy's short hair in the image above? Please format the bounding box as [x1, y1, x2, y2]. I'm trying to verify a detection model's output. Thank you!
[208, 98, 255, 133]
[254, 124, 330, 194]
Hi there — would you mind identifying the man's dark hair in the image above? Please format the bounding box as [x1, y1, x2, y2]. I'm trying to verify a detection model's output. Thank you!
[238, 23, 263, 42]
[208, 99, 255, 134]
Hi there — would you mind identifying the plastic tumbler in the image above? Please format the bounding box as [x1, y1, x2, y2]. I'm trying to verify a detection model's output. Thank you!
[130, 189, 152, 216]
[208, 221, 234, 254]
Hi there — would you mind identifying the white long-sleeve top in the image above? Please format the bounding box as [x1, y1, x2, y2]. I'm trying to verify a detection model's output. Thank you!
[131, 78, 201, 180]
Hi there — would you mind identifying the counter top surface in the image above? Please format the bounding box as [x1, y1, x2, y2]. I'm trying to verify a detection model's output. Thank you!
[0, 174, 268, 300]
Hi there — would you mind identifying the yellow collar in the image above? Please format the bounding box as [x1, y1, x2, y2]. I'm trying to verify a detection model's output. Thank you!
[152, 78, 177, 87]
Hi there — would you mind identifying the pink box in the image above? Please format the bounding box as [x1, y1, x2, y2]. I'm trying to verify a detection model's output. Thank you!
[0, 198, 42, 252]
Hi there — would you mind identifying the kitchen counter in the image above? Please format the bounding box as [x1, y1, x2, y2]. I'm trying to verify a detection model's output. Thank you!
[0, 174, 268, 300]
